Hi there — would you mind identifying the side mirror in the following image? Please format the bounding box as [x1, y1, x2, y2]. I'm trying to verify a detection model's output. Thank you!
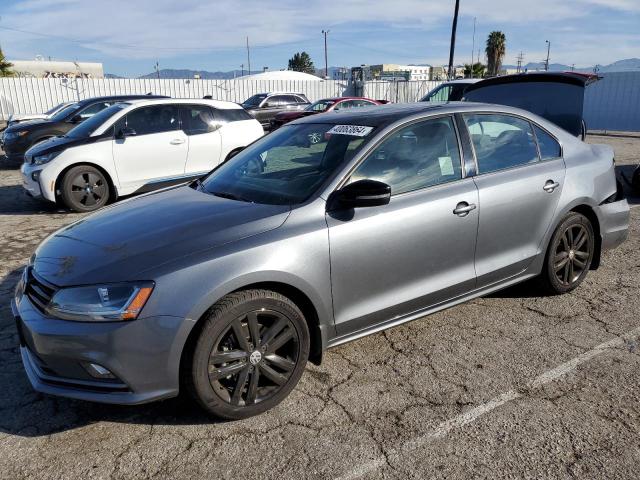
[115, 127, 137, 139]
[70, 115, 83, 124]
[328, 179, 391, 211]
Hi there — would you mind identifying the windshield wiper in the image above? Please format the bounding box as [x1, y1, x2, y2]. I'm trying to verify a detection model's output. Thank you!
[211, 191, 252, 203]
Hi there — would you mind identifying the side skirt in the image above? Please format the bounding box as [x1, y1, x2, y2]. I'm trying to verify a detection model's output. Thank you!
[326, 270, 540, 349]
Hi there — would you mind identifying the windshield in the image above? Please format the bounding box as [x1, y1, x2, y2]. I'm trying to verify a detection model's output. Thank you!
[242, 94, 268, 108]
[200, 123, 374, 205]
[45, 102, 70, 116]
[65, 103, 130, 138]
[305, 99, 335, 112]
[50, 103, 81, 122]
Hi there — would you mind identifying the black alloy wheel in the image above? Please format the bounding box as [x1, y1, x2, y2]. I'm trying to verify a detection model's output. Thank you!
[539, 212, 594, 294]
[61, 165, 110, 212]
[208, 309, 300, 407]
[187, 289, 310, 419]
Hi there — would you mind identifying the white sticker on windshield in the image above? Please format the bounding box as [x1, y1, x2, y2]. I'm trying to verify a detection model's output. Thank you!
[327, 124, 374, 137]
[439, 156, 454, 176]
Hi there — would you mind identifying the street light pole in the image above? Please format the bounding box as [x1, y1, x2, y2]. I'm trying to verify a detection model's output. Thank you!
[447, 0, 460, 79]
[545, 40, 550, 71]
[470, 16, 476, 78]
[322, 30, 329, 79]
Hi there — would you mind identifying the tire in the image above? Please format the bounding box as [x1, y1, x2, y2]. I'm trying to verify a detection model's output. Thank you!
[60, 165, 110, 212]
[538, 212, 595, 295]
[186, 289, 310, 420]
[632, 165, 640, 194]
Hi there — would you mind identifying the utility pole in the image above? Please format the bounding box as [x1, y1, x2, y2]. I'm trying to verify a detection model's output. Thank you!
[154, 61, 160, 79]
[545, 40, 550, 71]
[322, 30, 329, 79]
[516, 51, 524, 73]
[470, 16, 476, 78]
[246, 36, 251, 75]
[447, 0, 460, 80]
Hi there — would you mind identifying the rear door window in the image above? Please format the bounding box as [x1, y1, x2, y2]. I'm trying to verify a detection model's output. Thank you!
[182, 105, 216, 135]
[464, 114, 539, 174]
[533, 125, 562, 160]
[124, 105, 180, 136]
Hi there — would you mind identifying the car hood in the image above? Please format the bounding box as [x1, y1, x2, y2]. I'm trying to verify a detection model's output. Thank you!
[33, 185, 291, 286]
[26, 134, 92, 157]
[6, 118, 52, 132]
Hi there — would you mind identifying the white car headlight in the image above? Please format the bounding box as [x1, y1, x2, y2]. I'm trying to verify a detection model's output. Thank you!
[32, 150, 61, 165]
[46, 282, 154, 322]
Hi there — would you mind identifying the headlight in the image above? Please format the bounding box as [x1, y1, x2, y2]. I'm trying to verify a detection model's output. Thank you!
[5, 130, 28, 140]
[32, 150, 61, 165]
[46, 282, 154, 322]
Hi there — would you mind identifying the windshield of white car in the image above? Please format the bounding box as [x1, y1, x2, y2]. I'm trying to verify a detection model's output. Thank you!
[242, 94, 268, 108]
[65, 103, 130, 138]
[199, 123, 374, 205]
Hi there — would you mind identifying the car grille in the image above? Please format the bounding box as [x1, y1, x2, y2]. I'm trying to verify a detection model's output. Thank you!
[25, 268, 57, 314]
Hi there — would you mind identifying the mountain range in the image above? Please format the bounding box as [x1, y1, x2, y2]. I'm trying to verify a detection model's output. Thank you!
[106, 58, 640, 79]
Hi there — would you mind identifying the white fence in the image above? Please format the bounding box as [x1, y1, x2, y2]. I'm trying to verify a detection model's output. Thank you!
[0, 77, 446, 120]
[2, 74, 638, 132]
[0, 77, 352, 119]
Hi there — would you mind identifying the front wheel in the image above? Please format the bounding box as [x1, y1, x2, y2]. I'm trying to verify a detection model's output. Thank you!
[60, 165, 110, 212]
[186, 289, 310, 420]
[538, 212, 594, 294]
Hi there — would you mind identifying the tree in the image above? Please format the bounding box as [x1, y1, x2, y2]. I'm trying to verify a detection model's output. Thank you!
[464, 62, 486, 78]
[0, 46, 14, 77]
[485, 31, 506, 77]
[288, 52, 315, 74]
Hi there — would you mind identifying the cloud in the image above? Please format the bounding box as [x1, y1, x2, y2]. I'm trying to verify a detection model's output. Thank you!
[1, 0, 638, 69]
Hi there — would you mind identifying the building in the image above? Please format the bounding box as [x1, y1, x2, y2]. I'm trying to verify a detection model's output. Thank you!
[351, 64, 464, 82]
[9, 59, 104, 78]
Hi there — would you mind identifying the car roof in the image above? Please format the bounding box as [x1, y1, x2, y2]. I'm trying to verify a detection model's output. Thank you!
[75, 94, 168, 106]
[289, 101, 524, 129]
[125, 98, 245, 110]
[442, 79, 482, 85]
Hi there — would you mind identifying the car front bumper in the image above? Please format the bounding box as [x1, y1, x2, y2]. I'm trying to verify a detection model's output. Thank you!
[596, 198, 630, 251]
[12, 284, 190, 405]
[20, 162, 45, 199]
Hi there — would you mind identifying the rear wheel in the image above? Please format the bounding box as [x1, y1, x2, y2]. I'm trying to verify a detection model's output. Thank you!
[187, 289, 310, 420]
[60, 165, 110, 212]
[538, 212, 594, 294]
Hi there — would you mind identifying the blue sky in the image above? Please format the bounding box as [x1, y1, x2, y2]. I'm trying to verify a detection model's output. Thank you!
[0, 0, 639, 76]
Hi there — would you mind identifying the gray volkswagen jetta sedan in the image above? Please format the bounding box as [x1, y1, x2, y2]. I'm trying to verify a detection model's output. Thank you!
[12, 102, 629, 419]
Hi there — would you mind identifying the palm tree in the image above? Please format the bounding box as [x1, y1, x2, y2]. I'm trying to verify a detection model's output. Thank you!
[485, 31, 506, 77]
[0, 46, 14, 77]
[464, 62, 486, 78]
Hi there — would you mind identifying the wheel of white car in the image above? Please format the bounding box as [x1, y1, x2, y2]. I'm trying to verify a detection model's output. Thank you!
[60, 165, 110, 212]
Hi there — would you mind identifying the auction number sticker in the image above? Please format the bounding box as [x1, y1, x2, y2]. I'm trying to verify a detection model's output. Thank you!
[327, 125, 373, 136]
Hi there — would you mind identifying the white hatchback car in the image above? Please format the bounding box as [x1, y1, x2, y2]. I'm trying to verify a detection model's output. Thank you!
[21, 98, 264, 211]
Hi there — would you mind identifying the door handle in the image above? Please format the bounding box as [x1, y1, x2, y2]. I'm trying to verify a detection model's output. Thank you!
[453, 202, 477, 217]
[170, 138, 185, 145]
[543, 180, 560, 193]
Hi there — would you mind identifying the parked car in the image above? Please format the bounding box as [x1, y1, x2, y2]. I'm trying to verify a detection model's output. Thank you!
[21, 98, 263, 212]
[270, 96, 383, 130]
[12, 102, 628, 420]
[462, 72, 601, 140]
[3, 101, 75, 130]
[1, 94, 167, 162]
[419, 79, 480, 102]
[241, 92, 310, 129]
